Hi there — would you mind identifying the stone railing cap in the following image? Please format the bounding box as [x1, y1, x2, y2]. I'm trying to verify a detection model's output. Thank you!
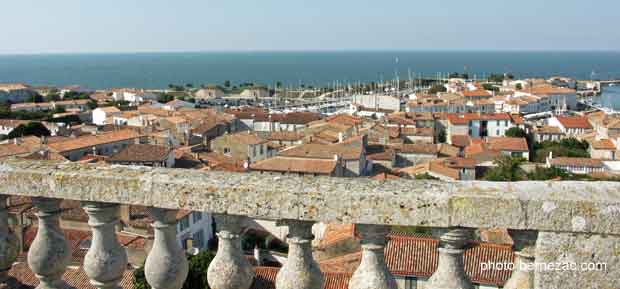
[1, 159, 619, 235]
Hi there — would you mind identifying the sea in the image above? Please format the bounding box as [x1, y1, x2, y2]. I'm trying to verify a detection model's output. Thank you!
[1, 50, 620, 107]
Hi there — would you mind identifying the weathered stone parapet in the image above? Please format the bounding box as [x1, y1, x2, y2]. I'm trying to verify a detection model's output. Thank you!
[81, 202, 128, 289]
[207, 214, 254, 289]
[144, 208, 188, 289]
[27, 198, 71, 289]
[1, 160, 619, 235]
[275, 219, 323, 289]
[504, 230, 537, 289]
[426, 228, 474, 289]
[534, 231, 620, 289]
[349, 224, 396, 289]
[0, 195, 18, 286]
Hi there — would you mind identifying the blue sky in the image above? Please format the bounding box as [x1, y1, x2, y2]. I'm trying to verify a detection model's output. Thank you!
[1, 0, 619, 54]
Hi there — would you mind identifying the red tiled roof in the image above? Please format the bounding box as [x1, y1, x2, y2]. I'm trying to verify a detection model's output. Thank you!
[251, 267, 353, 289]
[451, 135, 471, 147]
[278, 143, 362, 160]
[47, 129, 143, 153]
[462, 89, 492, 98]
[267, 131, 305, 142]
[250, 156, 337, 175]
[554, 116, 592, 129]
[591, 139, 616, 150]
[221, 131, 267, 145]
[317, 233, 515, 286]
[549, 157, 604, 168]
[487, 137, 529, 152]
[529, 86, 576, 95]
[319, 224, 356, 248]
[325, 114, 363, 126]
[393, 144, 438, 155]
[8, 262, 135, 289]
[107, 144, 171, 163]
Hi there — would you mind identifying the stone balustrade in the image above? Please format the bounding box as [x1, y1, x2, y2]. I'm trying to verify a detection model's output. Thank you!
[0, 159, 619, 289]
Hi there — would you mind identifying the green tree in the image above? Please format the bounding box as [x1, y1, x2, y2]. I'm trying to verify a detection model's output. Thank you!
[532, 138, 590, 163]
[488, 74, 505, 83]
[44, 93, 61, 102]
[505, 127, 527, 138]
[437, 129, 447, 143]
[527, 166, 569, 181]
[515, 83, 523, 90]
[276, 81, 282, 89]
[224, 80, 231, 88]
[8, 122, 51, 139]
[87, 100, 98, 110]
[158, 94, 175, 103]
[26, 94, 44, 103]
[482, 83, 499, 92]
[428, 84, 447, 94]
[483, 156, 526, 181]
[53, 105, 66, 114]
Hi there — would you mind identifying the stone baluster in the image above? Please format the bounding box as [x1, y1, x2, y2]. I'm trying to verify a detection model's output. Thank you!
[275, 220, 323, 289]
[0, 195, 18, 288]
[504, 230, 538, 289]
[144, 208, 189, 289]
[27, 198, 71, 289]
[81, 202, 128, 289]
[426, 227, 474, 289]
[349, 224, 397, 289]
[207, 214, 254, 289]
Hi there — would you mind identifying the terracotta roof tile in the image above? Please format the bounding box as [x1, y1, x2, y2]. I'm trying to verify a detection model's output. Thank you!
[487, 137, 529, 152]
[549, 157, 604, 168]
[250, 156, 338, 175]
[278, 143, 362, 160]
[393, 144, 438, 154]
[107, 144, 171, 163]
[591, 139, 616, 150]
[47, 129, 143, 153]
[316, 233, 515, 286]
[554, 116, 592, 129]
[8, 262, 135, 289]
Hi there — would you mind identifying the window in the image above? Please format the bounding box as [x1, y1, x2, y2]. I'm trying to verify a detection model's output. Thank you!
[496, 120, 500, 126]
[403, 277, 416, 289]
[259, 144, 264, 155]
[192, 211, 202, 223]
[253, 145, 256, 157]
[224, 147, 230, 154]
[178, 216, 190, 232]
[193, 230, 204, 249]
[496, 129, 500, 135]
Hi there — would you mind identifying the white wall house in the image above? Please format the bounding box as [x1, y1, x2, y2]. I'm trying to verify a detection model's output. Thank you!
[113, 89, 159, 104]
[352, 94, 401, 112]
[92, 107, 122, 126]
[177, 211, 214, 252]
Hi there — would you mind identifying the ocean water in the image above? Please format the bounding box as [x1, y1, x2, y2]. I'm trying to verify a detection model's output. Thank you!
[0, 51, 619, 90]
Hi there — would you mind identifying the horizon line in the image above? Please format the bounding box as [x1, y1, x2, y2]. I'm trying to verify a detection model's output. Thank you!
[1, 48, 619, 56]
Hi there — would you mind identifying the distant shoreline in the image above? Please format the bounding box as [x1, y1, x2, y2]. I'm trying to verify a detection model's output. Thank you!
[1, 51, 619, 90]
[1, 49, 619, 57]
